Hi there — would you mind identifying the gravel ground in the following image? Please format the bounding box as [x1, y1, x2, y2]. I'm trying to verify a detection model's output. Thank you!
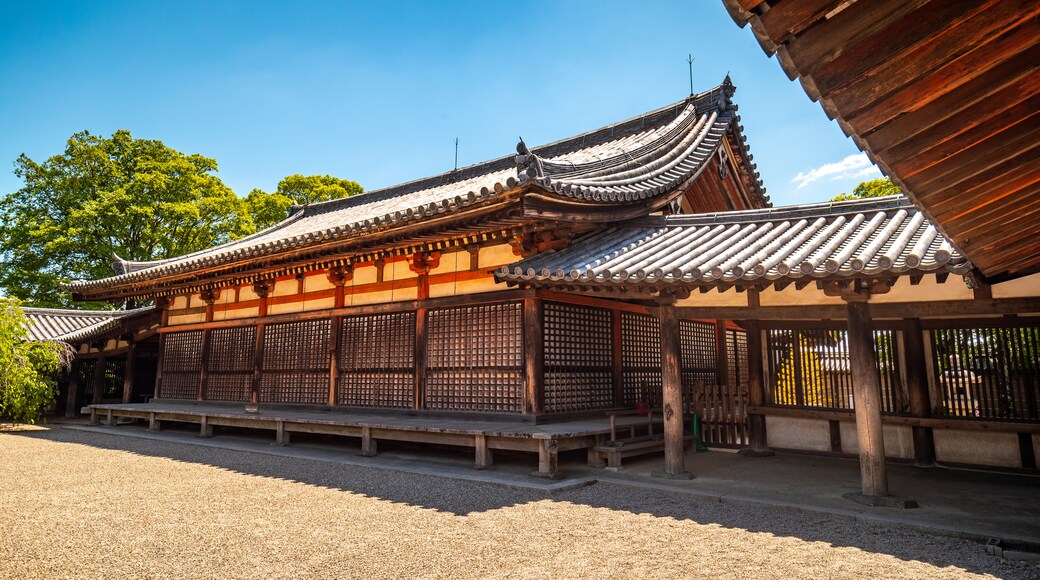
[0, 425, 1036, 579]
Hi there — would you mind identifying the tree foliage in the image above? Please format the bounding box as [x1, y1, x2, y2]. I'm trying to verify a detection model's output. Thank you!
[0, 130, 253, 308]
[245, 174, 362, 230]
[0, 298, 73, 423]
[832, 177, 902, 201]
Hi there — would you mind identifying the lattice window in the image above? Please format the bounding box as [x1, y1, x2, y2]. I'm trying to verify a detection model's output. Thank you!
[621, 312, 661, 406]
[207, 326, 256, 372]
[680, 320, 718, 414]
[204, 326, 256, 402]
[426, 302, 522, 413]
[260, 320, 331, 405]
[159, 331, 203, 400]
[543, 302, 614, 413]
[338, 312, 415, 408]
[930, 325, 1040, 422]
[765, 328, 901, 413]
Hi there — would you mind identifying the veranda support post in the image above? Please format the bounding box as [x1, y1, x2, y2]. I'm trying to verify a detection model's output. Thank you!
[845, 297, 888, 498]
[121, 340, 136, 404]
[655, 303, 691, 479]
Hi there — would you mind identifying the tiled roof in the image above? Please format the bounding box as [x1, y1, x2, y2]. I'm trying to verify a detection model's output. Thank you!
[495, 196, 971, 288]
[67, 79, 764, 295]
[517, 81, 739, 205]
[23, 307, 154, 343]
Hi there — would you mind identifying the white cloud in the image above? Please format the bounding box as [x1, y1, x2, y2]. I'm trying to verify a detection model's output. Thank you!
[790, 153, 881, 189]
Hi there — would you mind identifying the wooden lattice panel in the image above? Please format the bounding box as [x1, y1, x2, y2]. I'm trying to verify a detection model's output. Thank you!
[260, 320, 331, 404]
[765, 328, 901, 413]
[207, 326, 256, 372]
[338, 312, 415, 408]
[543, 302, 613, 413]
[159, 372, 199, 400]
[159, 331, 203, 400]
[205, 373, 251, 402]
[426, 302, 522, 413]
[204, 326, 256, 402]
[621, 312, 661, 406]
[262, 320, 330, 372]
[162, 331, 203, 371]
[679, 320, 718, 414]
[260, 372, 328, 405]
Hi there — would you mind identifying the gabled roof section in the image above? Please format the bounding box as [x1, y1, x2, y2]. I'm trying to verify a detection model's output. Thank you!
[496, 196, 970, 289]
[516, 79, 756, 220]
[23, 307, 156, 344]
[67, 79, 765, 298]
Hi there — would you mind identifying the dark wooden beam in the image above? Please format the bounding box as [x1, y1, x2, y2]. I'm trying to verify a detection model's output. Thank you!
[121, 341, 136, 404]
[523, 298, 544, 415]
[903, 318, 936, 467]
[743, 319, 769, 453]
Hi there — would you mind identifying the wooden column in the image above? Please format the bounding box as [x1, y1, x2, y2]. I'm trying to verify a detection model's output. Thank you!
[65, 358, 81, 417]
[91, 355, 107, 405]
[523, 298, 544, 415]
[715, 320, 732, 389]
[121, 340, 136, 404]
[743, 319, 772, 454]
[656, 303, 691, 479]
[248, 280, 273, 413]
[198, 288, 219, 401]
[845, 298, 888, 497]
[414, 307, 428, 410]
[903, 318, 936, 467]
[327, 266, 351, 407]
[154, 298, 170, 401]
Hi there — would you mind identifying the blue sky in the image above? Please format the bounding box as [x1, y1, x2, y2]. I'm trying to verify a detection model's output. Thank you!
[0, 0, 881, 207]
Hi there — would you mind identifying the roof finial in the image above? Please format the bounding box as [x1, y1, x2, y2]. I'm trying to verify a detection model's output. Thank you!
[454, 137, 459, 172]
[687, 54, 695, 96]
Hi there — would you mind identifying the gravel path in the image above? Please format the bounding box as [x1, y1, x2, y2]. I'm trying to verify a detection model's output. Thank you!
[0, 425, 1035, 579]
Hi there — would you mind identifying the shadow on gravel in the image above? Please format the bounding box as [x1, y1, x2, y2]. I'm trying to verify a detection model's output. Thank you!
[8, 424, 1038, 579]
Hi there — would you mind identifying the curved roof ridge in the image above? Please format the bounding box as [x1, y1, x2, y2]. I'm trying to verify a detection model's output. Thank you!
[627, 195, 913, 227]
[292, 82, 734, 217]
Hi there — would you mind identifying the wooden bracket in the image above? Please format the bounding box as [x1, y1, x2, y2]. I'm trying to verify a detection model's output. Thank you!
[252, 279, 275, 299]
[408, 251, 442, 275]
[326, 264, 354, 286]
[199, 287, 221, 304]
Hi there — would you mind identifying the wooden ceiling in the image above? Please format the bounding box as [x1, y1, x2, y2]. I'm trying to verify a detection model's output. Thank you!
[722, 0, 1040, 279]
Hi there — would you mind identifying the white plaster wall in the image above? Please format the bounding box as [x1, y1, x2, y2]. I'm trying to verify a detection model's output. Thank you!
[839, 422, 915, 459]
[759, 285, 845, 307]
[765, 416, 831, 452]
[676, 289, 749, 307]
[992, 273, 1040, 299]
[872, 275, 973, 303]
[933, 429, 1021, 468]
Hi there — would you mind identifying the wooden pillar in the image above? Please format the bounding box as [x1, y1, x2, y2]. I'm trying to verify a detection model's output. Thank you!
[154, 297, 170, 401]
[612, 308, 624, 407]
[846, 298, 888, 497]
[359, 426, 377, 456]
[533, 438, 561, 478]
[523, 298, 544, 415]
[327, 266, 350, 407]
[415, 307, 428, 410]
[474, 434, 493, 470]
[121, 340, 136, 404]
[92, 355, 107, 405]
[275, 421, 290, 446]
[743, 319, 771, 454]
[248, 280, 273, 413]
[65, 358, 81, 417]
[198, 289, 218, 401]
[903, 318, 936, 467]
[656, 303, 691, 479]
[715, 320, 732, 389]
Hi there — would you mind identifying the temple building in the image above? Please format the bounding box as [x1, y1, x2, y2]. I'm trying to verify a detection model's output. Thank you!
[48, 78, 1039, 494]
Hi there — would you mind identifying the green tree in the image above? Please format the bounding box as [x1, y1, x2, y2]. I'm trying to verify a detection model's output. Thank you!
[832, 177, 902, 201]
[246, 174, 363, 230]
[0, 130, 253, 308]
[0, 298, 73, 423]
